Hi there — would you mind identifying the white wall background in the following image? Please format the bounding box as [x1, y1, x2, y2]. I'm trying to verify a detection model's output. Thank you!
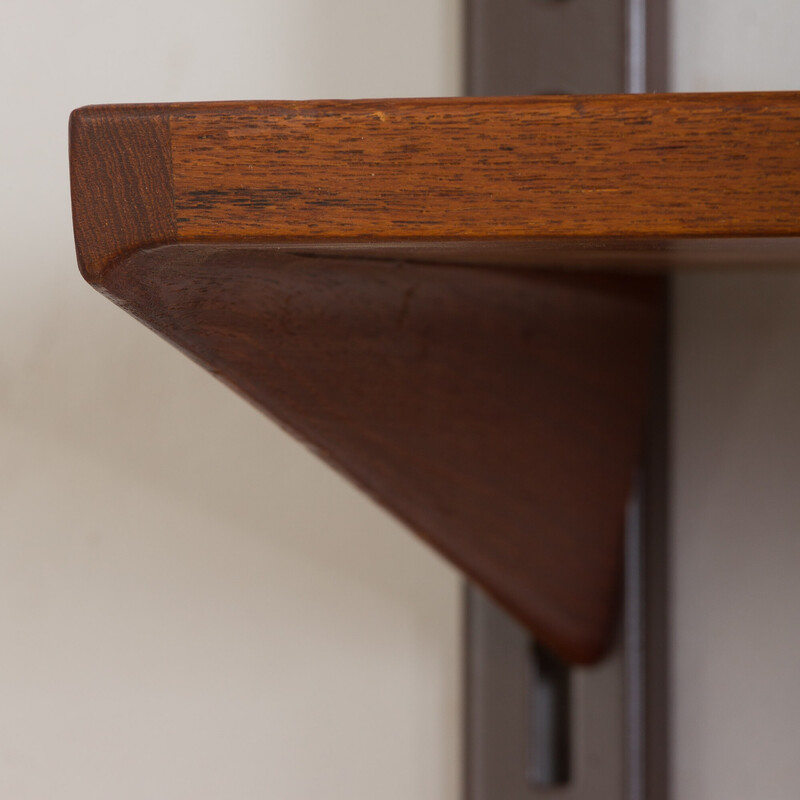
[671, 1, 800, 797]
[0, 2, 462, 798]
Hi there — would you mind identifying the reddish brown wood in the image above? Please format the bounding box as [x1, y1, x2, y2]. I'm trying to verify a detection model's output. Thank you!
[96, 244, 664, 664]
[72, 94, 800, 279]
[70, 107, 175, 281]
[168, 94, 800, 243]
[69, 93, 800, 663]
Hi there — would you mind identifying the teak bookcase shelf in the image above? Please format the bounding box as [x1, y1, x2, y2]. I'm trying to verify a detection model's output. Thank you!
[70, 92, 800, 665]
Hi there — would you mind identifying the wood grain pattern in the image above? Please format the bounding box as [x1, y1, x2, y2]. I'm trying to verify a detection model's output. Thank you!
[167, 94, 800, 243]
[71, 93, 800, 281]
[69, 107, 175, 282]
[69, 93, 800, 662]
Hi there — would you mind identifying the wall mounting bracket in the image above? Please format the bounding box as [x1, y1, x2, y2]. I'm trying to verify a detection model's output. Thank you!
[465, 0, 669, 797]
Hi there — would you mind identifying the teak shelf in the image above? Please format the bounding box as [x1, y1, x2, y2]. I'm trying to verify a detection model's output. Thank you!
[70, 92, 800, 665]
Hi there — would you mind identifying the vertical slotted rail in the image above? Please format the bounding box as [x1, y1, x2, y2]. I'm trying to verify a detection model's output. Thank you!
[463, 0, 669, 798]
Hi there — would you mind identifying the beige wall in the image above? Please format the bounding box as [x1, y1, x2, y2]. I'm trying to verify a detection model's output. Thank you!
[0, 2, 462, 798]
[672, 1, 800, 797]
